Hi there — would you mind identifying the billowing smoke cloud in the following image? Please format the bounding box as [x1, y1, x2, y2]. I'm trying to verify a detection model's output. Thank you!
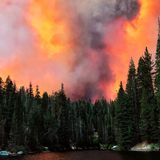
[1, 0, 159, 100]
[49, 0, 141, 99]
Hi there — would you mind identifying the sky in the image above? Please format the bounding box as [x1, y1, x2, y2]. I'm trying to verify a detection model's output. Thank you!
[0, 0, 160, 100]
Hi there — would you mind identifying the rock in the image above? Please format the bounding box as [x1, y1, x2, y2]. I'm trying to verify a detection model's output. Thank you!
[131, 141, 152, 152]
[43, 147, 49, 151]
[17, 151, 24, 155]
[111, 145, 120, 151]
[71, 146, 76, 150]
[44, 147, 48, 150]
[0, 151, 10, 156]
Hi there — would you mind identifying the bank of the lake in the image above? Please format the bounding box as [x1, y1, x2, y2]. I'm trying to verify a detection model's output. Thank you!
[1, 142, 160, 158]
[1, 150, 160, 160]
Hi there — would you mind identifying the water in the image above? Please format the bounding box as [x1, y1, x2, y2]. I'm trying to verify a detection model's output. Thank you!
[3, 151, 160, 160]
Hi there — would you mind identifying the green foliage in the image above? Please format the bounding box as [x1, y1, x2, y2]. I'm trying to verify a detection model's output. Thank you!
[155, 34, 160, 103]
[137, 48, 158, 143]
[155, 32, 160, 143]
[1, 29, 160, 151]
[126, 59, 140, 143]
[150, 143, 160, 151]
[115, 82, 134, 150]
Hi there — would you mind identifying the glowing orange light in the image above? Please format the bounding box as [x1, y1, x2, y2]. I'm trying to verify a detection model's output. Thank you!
[28, 0, 73, 57]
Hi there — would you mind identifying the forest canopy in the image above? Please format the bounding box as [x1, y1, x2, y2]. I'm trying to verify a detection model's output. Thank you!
[1, 23, 160, 152]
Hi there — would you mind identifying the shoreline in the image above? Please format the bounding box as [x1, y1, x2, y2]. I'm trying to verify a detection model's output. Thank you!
[1, 142, 160, 158]
[1, 147, 160, 158]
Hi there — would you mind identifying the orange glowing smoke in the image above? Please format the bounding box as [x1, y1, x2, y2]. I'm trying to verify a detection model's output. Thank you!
[106, 0, 160, 99]
[28, 0, 74, 57]
[0, 0, 160, 100]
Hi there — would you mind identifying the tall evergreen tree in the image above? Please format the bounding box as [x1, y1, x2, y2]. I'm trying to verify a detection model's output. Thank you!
[138, 48, 158, 142]
[55, 84, 70, 148]
[26, 83, 34, 114]
[115, 82, 134, 150]
[154, 19, 160, 143]
[155, 18, 160, 103]
[12, 87, 25, 145]
[0, 77, 5, 146]
[35, 85, 41, 105]
[126, 59, 139, 142]
[3, 76, 16, 147]
[94, 99, 113, 146]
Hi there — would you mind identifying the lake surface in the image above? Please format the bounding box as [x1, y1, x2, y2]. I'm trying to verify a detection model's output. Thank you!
[3, 151, 160, 160]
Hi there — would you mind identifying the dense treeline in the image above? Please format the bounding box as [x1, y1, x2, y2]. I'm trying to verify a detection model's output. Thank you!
[1, 27, 160, 152]
[0, 80, 115, 151]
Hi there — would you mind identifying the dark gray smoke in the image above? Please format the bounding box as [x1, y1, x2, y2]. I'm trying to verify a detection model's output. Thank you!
[65, 0, 140, 100]
[0, 0, 140, 100]
[115, 0, 140, 19]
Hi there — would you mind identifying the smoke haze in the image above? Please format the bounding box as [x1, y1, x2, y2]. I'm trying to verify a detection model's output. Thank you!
[0, 0, 159, 100]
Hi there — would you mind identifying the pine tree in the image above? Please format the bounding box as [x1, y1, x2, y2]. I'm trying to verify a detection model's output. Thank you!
[29, 83, 34, 98]
[27, 105, 41, 150]
[3, 76, 16, 147]
[12, 87, 25, 145]
[154, 19, 160, 143]
[137, 57, 145, 101]
[138, 48, 158, 142]
[140, 89, 151, 141]
[55, 85, 70, 148]
[94, 99, 113, 146]
[26, 83, 34, 114]
[0, 77, 5, 146]
[155, 18, 160, 104]
[35, 85, 41, 105]
[39, 92, 49, 145]
[115, 82, 133, 150]
[0, 77, 4, 122]
[126, 59, 139, 142]
[41, 92, 49, 112]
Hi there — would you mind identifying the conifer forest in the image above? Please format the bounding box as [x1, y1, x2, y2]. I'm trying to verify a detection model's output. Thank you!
[1, 26, 160, 152]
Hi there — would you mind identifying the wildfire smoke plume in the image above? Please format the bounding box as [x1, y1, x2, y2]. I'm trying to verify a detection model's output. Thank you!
[0, 0, 160, 100]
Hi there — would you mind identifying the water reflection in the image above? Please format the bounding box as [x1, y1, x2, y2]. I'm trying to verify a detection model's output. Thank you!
[23, 151, 124, 160]
[4, 151, 160, 160]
